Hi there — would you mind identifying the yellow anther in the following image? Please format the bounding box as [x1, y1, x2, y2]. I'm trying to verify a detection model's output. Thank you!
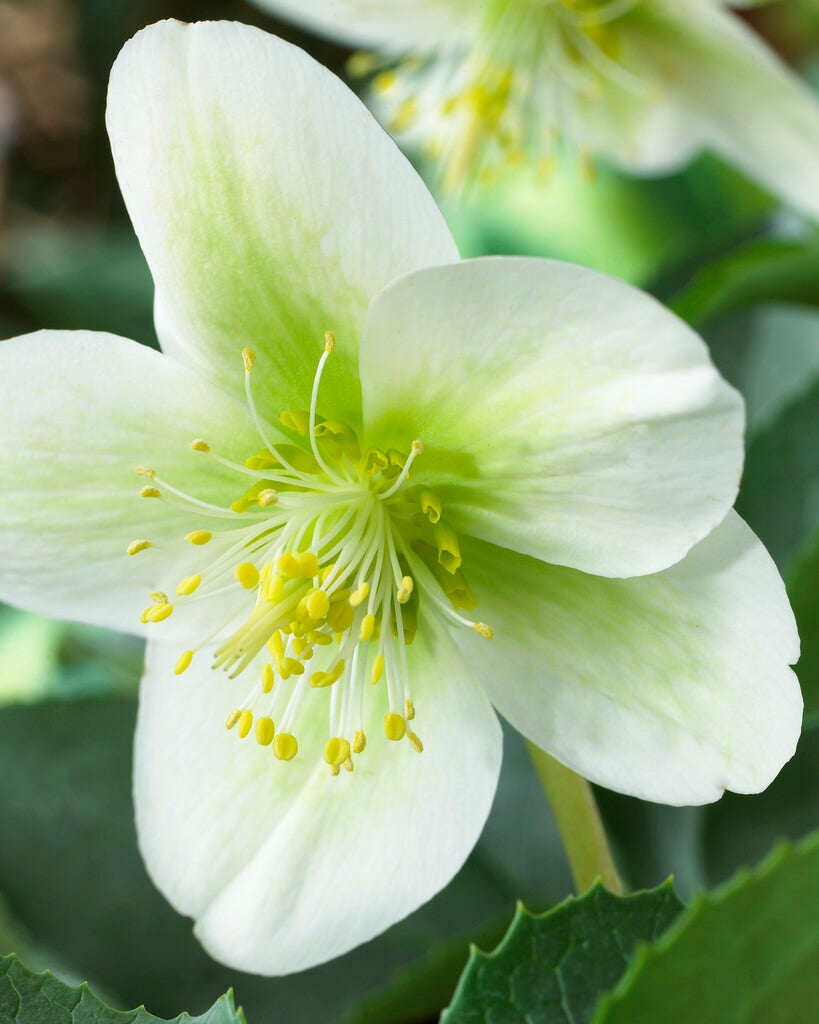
[140, 486, 161, 499]
[258, 488, 278, 507]
[146, 602, 174, 623]
[191, 439, 210, 453]
[174, 650, 193, 675]
[297, 552, 320, 578]
[310, 659, 345, 688]
[320, 563, 337, 584]
[359, 613, 376, 641]
[408, 731, 424, 753]
[349, 581, 370, 607]
[186, 530, 212, 546]
[267, 631, 284, 657]
[225, 709, 241, 731]
[331, 764, 341, 777]
[255, 716, 275, 747]
[127, 540, 151, 556]
[176, 574, 201, 596]
[373, 69, 397, 93]
[324, 736, 351, 767]
[237, 709, 254, 739]
[343, 757, 354, 773]
[235, 562, 260, 589]
[308, 630, 333, 646]
[273, 732, 299, 761]
[283, 657, 306, 676]
[324, 330, 336, 353]
[262, 571, 283, 603]
[434, 522, 462, 573]
[353, 730, 367, 754]
[306, 589, 330, 619]
[371, 654, 385, 684]
[411, 440, 423, 455]
[405, 699, 416, 721]
[242, 347, 256, 371]
[280, 410, 310, 436]
[384, 712, 407, 741]
[292, 637, 309, 656]
[277, 553, 300, 578]
[135, 466, 155, 478]
[261, 663, 275, 694]
[474, 622, 494, 640]
[420, 490, 442, 525]
[327, 601, 355, 633]
[151, 592, 167, 604]
[397, 575, 414, 605]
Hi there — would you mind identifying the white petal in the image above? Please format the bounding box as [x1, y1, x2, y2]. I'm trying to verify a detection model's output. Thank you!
[360, 257, 744, 578]
[600, 3, 819, 218]
[135, 625, 501, 975]
[106, 20, 457, 427]
[0, 330, 259, 634]
[250, 0, 474, 48]
[458, 512, 801, 805]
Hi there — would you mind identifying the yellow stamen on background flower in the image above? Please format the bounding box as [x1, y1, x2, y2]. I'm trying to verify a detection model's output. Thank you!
[175, 650, 193, 675]
[408, 731, 424, 754]
[140, 486, 161, 499]
[235, 562, 259, 589]
[397, 575, 414, 605]
[324, 736, 350, 768]
[255, 716, 275, 747]
[176, 574, 201, 596]
[384, 712, 407, 742]
[191, 439, 210, 453]
[274, 733, 299, 761]
[136, 466, 155, 478]
[237, 709, 254, 738]
[241, 347, 256, 372]
[186, 530, 212, 545]
[127, 539, 151, 556]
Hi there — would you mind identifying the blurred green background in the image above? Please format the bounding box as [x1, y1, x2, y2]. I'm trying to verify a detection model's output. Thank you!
[0, 1, 818, 1022]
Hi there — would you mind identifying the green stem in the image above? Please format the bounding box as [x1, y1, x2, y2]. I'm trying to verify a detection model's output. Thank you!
[527, 742, 623, 895]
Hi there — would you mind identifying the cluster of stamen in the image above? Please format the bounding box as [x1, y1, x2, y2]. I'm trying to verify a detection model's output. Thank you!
[349, 0, 646, 192]
[130, 332, 492, 776]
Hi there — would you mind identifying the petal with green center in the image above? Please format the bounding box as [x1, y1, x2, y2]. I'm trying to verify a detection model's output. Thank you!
[134, 624, 501, 974]
[106, 20, 457, 428]
[361, 257, 744, 578]
[0, 330, 260, 635]
[457, 512, 801, 806]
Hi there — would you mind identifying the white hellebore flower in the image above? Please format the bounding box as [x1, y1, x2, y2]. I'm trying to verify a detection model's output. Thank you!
[256, 0, 819, 209]
[0, 20, 802, 976]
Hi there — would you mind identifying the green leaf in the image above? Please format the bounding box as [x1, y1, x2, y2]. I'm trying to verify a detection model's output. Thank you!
[669, 237, 819, 328]
[787, 529, 819, 723]
[736, 377, 819, 571]
[440, 882, 683, 1024]
[0, 955, 244, 1024]
[592, 833, 819, 1024]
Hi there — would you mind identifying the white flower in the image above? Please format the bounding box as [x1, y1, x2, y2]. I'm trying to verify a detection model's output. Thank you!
[0, 20, 801, 975]
[255, 0, 819, 210]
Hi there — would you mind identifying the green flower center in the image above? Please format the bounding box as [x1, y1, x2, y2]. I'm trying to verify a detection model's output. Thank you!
[129, 334, 492, 775]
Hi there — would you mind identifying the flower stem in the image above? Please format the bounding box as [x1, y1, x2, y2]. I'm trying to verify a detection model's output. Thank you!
[527, 742, 623, 895]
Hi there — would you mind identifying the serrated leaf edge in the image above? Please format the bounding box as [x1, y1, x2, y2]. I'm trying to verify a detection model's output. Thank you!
[589, 833, 819, 1023]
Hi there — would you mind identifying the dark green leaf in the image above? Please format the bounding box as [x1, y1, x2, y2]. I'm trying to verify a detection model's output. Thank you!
[592, 832, 819, 1024]
[788, 530, 819, 723]
[670, 237, 819, 328]
[441, 883, 683, 1024]
[0, 955, 244, 1024]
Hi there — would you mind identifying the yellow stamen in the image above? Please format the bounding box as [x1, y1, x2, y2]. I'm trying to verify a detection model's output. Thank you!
[135, 466, 155, 478]
[146, 602, 173, 623]
[273, 733, 298, 761]
[261, 663, 275, 693]
[371, 654, 385, 684]
[324, 330, 336, 353]
[297, 552, 320, 578]
[408, 731, 424, 753]
[186, 530, 212, 546]
[151, 592, 167, 604]
[344, 757, 354, 773]
[140, 486, 161, 499]
[176, 574, 201, 596]
[225, 709, 241, 730]
[359, 614, 376, 641]
[353, 730, 366, 754]
[235, 562, 260, 589]
[306, 589, 330, 619]
[127, 540, 151, 556]
[258, 488, 278, 507]
[268, 631, 284, 657]
[397, 575, 414, 605]
[405, 699, 415, 721]
[191, 439, 210, 453]
[255, 716, 275, 747]
[174, 650, 193, 675]
[474, 622, 494, 640]
[242, 347, 256, 371]
[263, 572, 283, 603]
[237, 709, 254, 738]
[384, 712, 407, 741]
[349, 581, 370, 607]
[324, 736, 351, 767]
